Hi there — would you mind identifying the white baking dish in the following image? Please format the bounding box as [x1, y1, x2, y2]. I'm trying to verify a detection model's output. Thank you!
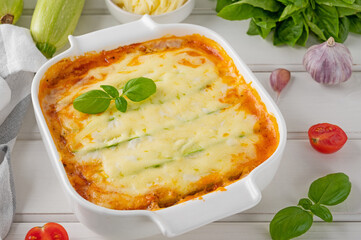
[31, 16, 287, 239]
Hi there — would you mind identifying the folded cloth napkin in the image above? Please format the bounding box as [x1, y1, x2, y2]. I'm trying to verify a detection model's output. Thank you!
[0, 24, 46, 240]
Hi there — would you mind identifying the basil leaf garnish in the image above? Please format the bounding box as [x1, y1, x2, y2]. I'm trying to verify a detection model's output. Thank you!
[298, 198, 313, 210]
[123, 77, 157, 102]
[115, 96, 127, 113]
[101, 85, 119, 98]
[73, 77, 156, 114]
[73, 90, 111, 114]
[308, 173, 351, 206]
[310, 204, 333, 222]
[270, 206, 313, 240]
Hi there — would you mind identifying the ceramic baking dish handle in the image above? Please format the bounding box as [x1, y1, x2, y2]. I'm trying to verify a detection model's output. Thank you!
[151, 177, 261, 237]
[67, 15, 159, 55]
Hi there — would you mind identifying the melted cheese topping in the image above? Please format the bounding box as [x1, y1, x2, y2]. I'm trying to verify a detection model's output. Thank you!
[39, 35, 279, 210]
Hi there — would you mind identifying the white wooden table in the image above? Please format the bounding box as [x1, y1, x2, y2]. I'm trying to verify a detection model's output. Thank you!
[5, 0, 361, 239]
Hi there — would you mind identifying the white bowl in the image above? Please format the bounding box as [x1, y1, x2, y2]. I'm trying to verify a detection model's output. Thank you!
[105, 0, 195, 24]
[31, 16, 287, 240]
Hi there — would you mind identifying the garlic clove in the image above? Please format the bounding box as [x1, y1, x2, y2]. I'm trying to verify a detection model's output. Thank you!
[303, 37, 353, 85]
[270, 68, 291, 99]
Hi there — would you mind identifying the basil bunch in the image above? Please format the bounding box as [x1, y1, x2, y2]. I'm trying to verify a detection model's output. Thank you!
[217, 0, 361, 46]
[269, 173, 352, 240]
[73, 77, 156, 114]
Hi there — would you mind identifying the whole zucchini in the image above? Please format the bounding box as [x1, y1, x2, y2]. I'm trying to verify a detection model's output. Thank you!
[30, 0, 85, 58]
[0, 0, 23, 24]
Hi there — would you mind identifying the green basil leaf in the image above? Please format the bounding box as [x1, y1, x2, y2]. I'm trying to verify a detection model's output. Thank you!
[280, 5, 301, 21]
[247, 19, 273, 38]
[259, 27, 273, 39]
[247, 19, 262, 35]
[334, 17, 350, 43]
[303, 8, 327, 40]
[115, 96, 127, 113]
[73, 90, 111, 114]
[253, 16, 278, 29]
[217, 2, 271, 20]
[277, 0, 293, 5]
[123, 77, 156, 102]
[313, 4, 339, 38]
[280, 0, 309, 21]
[274, 14, 304, 46]
[310, 204, 333, 222]
[270, 206, 313, 240]
[216, 0, 239, 12]
[298, 198, 313, 210]
[310, 0, 316, 9]
[238, 0, 281, 12]
[315, 0, 361, 11]
[337, 6, 359, 17]
[101, 85, 119, 98]
[307, 21, 327, 40]
[296, 19, 309, 46]
[308, 173, 352, 206]
[349, 15, 361, 33]
[342, 0, 356, 4]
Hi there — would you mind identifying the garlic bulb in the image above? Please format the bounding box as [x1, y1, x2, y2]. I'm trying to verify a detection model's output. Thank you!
[303, 37, 353, 85]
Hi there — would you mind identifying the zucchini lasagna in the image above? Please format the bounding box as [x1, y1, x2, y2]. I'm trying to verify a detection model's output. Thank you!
[39, 35, 279, 210]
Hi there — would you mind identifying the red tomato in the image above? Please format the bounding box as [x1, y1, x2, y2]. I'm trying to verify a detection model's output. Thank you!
[25, 222, 69, 240]
[308, 123, 347, 154]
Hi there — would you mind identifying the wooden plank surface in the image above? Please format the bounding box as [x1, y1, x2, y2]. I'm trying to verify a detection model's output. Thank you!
[7, 222, 361, 240]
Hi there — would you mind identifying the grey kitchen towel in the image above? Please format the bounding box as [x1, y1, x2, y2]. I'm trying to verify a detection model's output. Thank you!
[0, 24, 46, 240]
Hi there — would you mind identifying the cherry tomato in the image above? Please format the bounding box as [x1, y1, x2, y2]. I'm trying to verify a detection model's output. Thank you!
[25, 222, 69, 240]
[308, 123, 347, 154]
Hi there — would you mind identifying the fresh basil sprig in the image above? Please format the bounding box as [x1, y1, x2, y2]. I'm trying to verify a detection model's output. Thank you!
[216, 0, 361, 46]
[269, 173, 351, 240]
[73, 77, 156, 114]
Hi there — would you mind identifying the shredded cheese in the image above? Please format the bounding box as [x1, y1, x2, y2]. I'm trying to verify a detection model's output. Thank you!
[112, 0, 187, 15]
